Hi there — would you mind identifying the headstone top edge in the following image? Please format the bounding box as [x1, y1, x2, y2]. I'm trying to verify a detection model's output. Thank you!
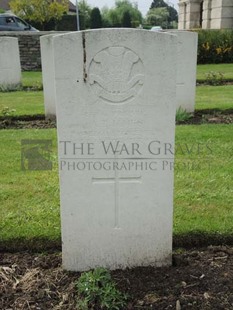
[52, 28, 178, 41]
[40, 33, 61, 40]
[168, 30, 198, 37]
[0, 36, 18, 41]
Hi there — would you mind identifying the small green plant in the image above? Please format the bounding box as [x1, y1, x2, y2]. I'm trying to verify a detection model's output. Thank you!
[76, 267, 128, 310]
[176, 107, 192, 123]
[23, 81, 43, 91]
[0, 83, 22, 92]
[205, 71, 224, 86]
[1, 106, 16, 116]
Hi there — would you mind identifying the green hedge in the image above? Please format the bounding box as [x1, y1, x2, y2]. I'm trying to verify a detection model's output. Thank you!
[195, 29, 233, 64]
[27, 15, 77, 31]
[56, 15, 77, 31]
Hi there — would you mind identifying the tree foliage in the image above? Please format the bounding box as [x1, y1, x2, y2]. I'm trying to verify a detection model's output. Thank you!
[148, 0, 178, 28]
[10, 0, 69, 26]
[90, 7, 102, 29]
[122, 10, 132, 27]
[102, 0, 142, 28]
[150, 0, 168, 9]
[146, 7, 169, 28]
[77, 0, 92, 30]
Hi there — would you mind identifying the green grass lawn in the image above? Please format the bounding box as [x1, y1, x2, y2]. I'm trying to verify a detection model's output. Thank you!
[22, 71, 43, 88]
[20, 64, 233, 86]
[0, 66, 232, 249]
[0, 91, 44, 116]
[174, 125, 233, 235]
[0, 125, 232, 248]
[0, 129, 59, 244]
[195, 85, 233, 110]
[196, 63, 233, 81]
[0, 85, 232, 116]
[0, 65, 232, 116]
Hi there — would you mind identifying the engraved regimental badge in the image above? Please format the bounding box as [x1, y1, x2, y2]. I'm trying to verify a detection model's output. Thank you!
[89, 47, 144, 104]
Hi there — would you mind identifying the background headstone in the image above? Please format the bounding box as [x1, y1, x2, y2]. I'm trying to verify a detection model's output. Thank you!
[0, 37, 21, 87]
[169, 30, 198, 113]
[40, 34, 57, 120]
[53, 29, 177, 271]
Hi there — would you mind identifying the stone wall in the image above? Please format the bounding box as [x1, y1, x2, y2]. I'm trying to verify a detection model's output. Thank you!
[178, 0, 233, 30]
[0, 31, 67, 71]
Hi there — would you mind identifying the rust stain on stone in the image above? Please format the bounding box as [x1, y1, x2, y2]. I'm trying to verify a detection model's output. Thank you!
[82, 32, 87, 83]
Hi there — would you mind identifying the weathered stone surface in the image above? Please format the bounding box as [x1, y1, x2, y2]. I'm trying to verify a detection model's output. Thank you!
[54, 29, 177, 271]
[40, 34, 57, 120]
[0, 37, 21, 86]
[169, 30, 198, 112]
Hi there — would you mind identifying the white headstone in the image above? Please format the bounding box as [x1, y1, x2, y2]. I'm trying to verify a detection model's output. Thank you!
[40, 34, 57, 120]
[0, 37, 21, 87]
[53, 29, 177, 271]
[169, 30, 198, 113]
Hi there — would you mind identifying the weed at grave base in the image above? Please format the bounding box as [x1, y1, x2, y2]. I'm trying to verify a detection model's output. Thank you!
[176, 107, 192, 123]
[1, 106, 16, 116]
[76, 268, 128, 310]
[205, 71, 225, 86]
[0, 83, 22, 92]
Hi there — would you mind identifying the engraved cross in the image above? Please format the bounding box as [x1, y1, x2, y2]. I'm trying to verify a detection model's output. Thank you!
[92, 170, 141, 229]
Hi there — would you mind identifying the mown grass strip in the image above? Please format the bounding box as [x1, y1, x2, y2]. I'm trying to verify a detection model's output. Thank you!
[195, 85, 233, 110]
[0, 91, 44, 116]
[22, 71, 43, 89]
[0, 125, 232, 250]
[196, 63, 233, 82]
[0, 85, 232, 117]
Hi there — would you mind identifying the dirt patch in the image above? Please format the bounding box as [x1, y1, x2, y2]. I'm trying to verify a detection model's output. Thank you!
[0, 115, 56, 130]
[196, 81, 233, 86]
[0, 110, 232, 130]
[1, 246, 232, 309]
[176, 109, 233, 125]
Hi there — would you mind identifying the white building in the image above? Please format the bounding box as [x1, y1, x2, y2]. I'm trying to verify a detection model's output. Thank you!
[178, 0, 233, 29]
